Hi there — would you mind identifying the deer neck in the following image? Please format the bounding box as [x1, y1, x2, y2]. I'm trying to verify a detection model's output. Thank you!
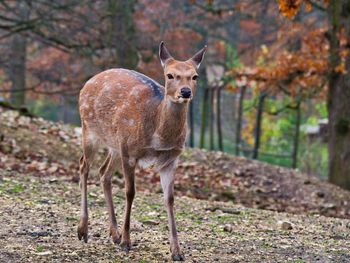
[153, 97, 188, 148]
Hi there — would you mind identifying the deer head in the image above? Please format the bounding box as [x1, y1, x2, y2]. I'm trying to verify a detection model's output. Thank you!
[159, 42, 207, 104]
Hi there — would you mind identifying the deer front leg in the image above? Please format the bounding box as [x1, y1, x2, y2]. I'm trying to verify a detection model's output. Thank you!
[77, 132, 97, 243]
[77, 155, 89, 242]
[160, 162, 184, 261]
[99, 152, 121, 244]
[120, 155, 136, 252]
[77, 150, 96, 243]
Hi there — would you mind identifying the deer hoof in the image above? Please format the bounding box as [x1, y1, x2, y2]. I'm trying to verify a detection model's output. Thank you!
[120, 240, 131, 252]
[110, 228, 121, 244]
[77, 224, 88, 243]
[172, 253, 185, 261]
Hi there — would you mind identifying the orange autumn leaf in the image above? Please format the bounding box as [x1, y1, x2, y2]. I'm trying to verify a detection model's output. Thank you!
[278, 0, 302, 19]
[279, 0, 328, 18]
[305, 0, 312, 12]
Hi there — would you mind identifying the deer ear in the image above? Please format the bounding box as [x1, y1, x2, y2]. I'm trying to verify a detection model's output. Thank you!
[189, 46, 207, 69]
[159, 41, 173, 67]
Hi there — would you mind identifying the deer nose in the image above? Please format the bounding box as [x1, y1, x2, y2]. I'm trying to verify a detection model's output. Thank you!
[180, 87, 192, 98]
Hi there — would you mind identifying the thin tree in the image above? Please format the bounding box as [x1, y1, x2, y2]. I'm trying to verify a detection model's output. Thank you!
[199, 87, 209, 148]
[252, 92, 267, 159]
[216, 86, 223, 151]
[208, 86, 215, 150]
[235, 85, 246, 155]
[292, 99, 301, 168]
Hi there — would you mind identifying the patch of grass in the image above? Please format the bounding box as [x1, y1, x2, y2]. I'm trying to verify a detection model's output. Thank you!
[65, 216, 78, 222]
[217, 214, 241, 224]
[192, 218, 203, 225]
[36, 245, 44, 252]
[138, 215, 155, 222]
[7, 183, 24, 194]
[148, 203, 162, 210]
[208, 223, 223, 233]
[262, 241, 272, 248]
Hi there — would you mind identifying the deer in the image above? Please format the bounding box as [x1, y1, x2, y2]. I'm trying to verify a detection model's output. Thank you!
[77, 42, 206, 261]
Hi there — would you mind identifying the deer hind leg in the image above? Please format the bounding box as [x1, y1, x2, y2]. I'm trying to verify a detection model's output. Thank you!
[99, 150, 122, 244]
[119, 152, 136, 252]
[77, 133, 98, 243]
[160, 161, 184, 261]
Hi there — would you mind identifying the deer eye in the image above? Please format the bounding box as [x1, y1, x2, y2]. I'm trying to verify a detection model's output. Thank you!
[192, 75, 198, 81]
[167, 74, 174, 80]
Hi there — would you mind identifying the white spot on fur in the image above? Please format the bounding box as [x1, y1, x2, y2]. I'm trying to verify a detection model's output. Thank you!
[88, 132, 98, 143]
[88, 112, 93, 117]
[131, 88, 140, 96]
[138, 156, 156, 170]
[103, 82, 113, 91]
[129, 157, 136, 167]
[81, 103, 89, 109]
[123, 118, 135, 126]
[128, 119, 135, 126]
[151, 134, 161, 148]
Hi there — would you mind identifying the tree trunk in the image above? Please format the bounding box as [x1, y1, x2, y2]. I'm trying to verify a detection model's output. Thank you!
[209, 87, 215, 151]
[235, 85, 246, 155]
[9, 34, 27, 107]
[199, 87, 209, 148]
[189, 101, 194, 147]
[108, 0, 137, 68]
[8, 1, 29, 107]
[292, 101, 301, 169]
[216, 86, 223, 151]
[327, 0, 350, 189]
[252, 92, 267, 159]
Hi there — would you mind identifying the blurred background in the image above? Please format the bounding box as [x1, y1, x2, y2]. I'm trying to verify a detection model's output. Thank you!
[0, 0, 348, 188]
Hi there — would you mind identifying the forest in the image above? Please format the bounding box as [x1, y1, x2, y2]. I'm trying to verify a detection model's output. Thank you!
[0, 0, 350, 262]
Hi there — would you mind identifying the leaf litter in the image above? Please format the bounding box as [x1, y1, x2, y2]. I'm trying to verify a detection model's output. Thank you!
[1, 106, 349, 219]
[0, 106, 350, 262]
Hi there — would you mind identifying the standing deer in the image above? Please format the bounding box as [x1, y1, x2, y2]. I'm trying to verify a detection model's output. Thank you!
[77, 42, 206, 261]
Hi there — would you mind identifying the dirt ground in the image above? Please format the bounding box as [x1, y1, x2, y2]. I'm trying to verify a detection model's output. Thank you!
[1, 106, 350, 262]
[1, 106, 350, 219]
[1, 170, 350, 263]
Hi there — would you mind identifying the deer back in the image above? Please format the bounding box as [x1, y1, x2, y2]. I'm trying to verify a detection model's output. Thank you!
[79, 69, 165, 152]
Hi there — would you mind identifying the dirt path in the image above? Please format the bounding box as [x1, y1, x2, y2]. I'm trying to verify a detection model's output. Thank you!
[0, 171, 349, 263]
